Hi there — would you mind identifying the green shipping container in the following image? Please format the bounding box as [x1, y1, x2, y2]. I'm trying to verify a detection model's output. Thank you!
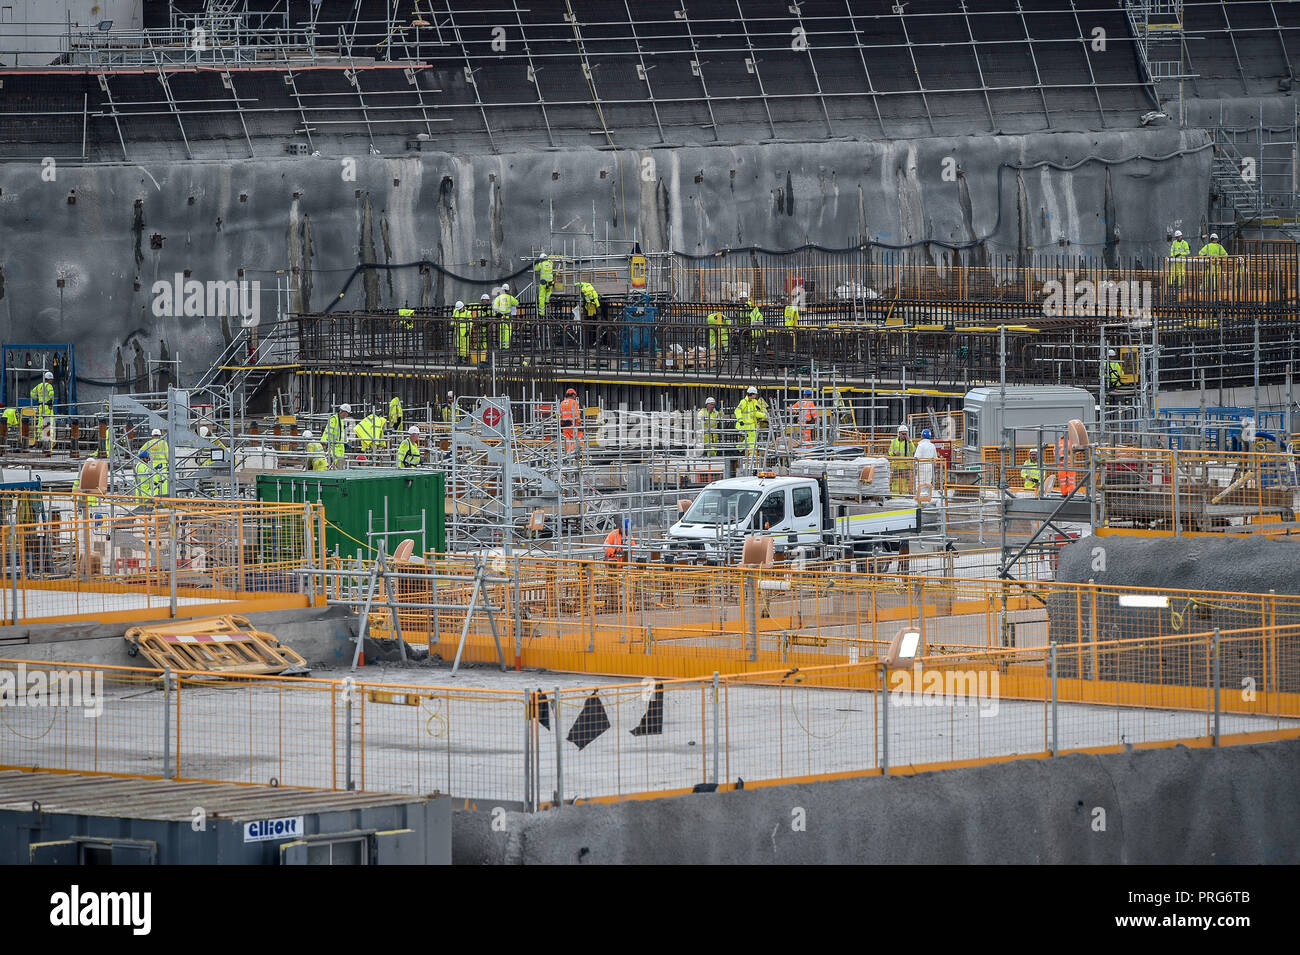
[256, 469, 446, 559]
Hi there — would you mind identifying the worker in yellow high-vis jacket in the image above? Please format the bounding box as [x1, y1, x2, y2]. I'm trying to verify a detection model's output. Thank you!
[734, 386, 769, 460]
[30, 371, 55, 449]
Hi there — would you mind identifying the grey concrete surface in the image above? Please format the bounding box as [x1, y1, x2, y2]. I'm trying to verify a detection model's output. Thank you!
[0, 126, 1209, 399]
[0, 603, 356, 668]
[452, 736, 1300, 864]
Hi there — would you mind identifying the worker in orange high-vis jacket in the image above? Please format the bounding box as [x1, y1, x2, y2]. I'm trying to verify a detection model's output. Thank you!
[559, 387, 583, 454]
[793, 388, 818, 443]
[604, 518, 636, 563]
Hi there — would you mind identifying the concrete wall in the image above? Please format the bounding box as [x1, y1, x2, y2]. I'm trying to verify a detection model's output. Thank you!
[452, 737, 1300, 864]
[0, 603, 356, 668]
[0, 125, 1209, 399]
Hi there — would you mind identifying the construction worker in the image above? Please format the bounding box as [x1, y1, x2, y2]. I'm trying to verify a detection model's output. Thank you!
[194, 425, 223, 468]
[452, 300, 474, 364]
[1106, 349, 1125, 390]
[913, 428, 938, 496]
[793, 388, 818, 443]
[1168, 229, 1190, 289]
[388, 394, 404, 432]
[535, 252, 555, 318]
[141, 427, 169, 470]
[706, 310, 730, 353]
[577, 281, 600, 319]
[746, 298, 765, 351]
[1057, 436, 1078, 497]
[354, 410, 387, 454]
[604, 518, 636, 563]
[492, 283, 517, 351]
[475, 293, 493, 363]
[303, 430, 328, 471]
[323, 403, 351, 466]
[698, 396, 722, 456]
[888, 425, 915, 494]
[396, 426, 422, 469]
[30, 370, 55, 449]
[442, 390, 458, 425]
[1198, 232, 1228, 291]
[783, 297, 800, 360]
[134, 450, 156, 500]
[559, 387, 582, 455]
[397, 305, 416, 331]
[1020, 447, 1042, 492]
[0, 404, 18, 448]
[734, 386, 768, 460]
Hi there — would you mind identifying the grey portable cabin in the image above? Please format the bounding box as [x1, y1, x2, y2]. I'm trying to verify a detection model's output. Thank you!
[962, 385, 1096, 456]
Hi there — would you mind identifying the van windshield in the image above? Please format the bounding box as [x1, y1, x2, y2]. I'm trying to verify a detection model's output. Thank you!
[682, 487, 761, 525]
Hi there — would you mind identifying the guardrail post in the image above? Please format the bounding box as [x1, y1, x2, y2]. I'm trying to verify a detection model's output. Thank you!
[881, 661, 889, 776]
[746, 572, 759, 662]
[162, 668, 172, 780]
[523, 689, 532, 812]
[711, 672, 721, 786]
[8, 514, 18, 626]
[1212, 628, 1221, 746]
[553, 685, 563, 807]
[168, 511, 178, 618]
[1049, 639, 1058, 757]
[303, 503, 316, 603]
[1171, 454, 1181, 536]
[513, 554, 523, 669]
[345, 680, 355, 790]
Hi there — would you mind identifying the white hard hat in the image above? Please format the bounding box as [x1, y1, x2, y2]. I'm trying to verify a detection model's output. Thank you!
[539, 249, 547, 257]
[339, 403, 352, 413]
[455, 300, 465, 309]
[747, 386, 757, 395]
[302, 429, 314, 439]
[198, 426, 209, 437]
[447, 390, 454, 398]
[1210, 233, 1219, 240]
[43, 371, 53, 380]
[480, 293, 490, 301]
[1108, 349, 1116, 357]
[1028, 447, 1038, 455]
[898, 425, 908, 433]
[409, 426, 419, 436]
[1174, 229, 1183, 237]
[501, 282, 510, 292]
[151, 428, 161, 437]
[705, 396, 716, 405]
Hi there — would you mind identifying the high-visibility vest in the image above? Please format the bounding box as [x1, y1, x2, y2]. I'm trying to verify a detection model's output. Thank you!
[134, 461, 155, 498]
[1107, 360, 1125, 387]
[1058, 438, 1077, 495]
[388, 396, 403, 425]
[453, 308, 474, 350]
[397, 307, 415, 329]
[559, 397, 580, 425]
[706, 312, 729, 349]
[306, 441, 328, 471]
[396, 438, 422, 468]
[442, 402, 456, 424]
[1198, 242, 1227, 257]
[748, 305, 765, 338]
[536, 258, 554, 284]
[697, 408, 720, 442]
[152, 461, 169, 497]
[323, 414, 346, 456]
[794, 399, 816, 424]
[1170, 239, 1190, 257]
[604, 528, 635, 561]
[142, 437, 169, 466]
[579, 283, 600, 311]
[1021, 462, 1041, 489]
[888, 437, 915, 459]
[355, 414, 386, 446]
[30, 381, 54, 407]
[784, 305, 799, 328]
[492, 292, 518, 317]
[735, 397, 766, 429]
[1, 408, 17, 429]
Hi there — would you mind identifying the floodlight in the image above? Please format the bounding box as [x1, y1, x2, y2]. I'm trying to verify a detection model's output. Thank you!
[886, 628, 922, 667]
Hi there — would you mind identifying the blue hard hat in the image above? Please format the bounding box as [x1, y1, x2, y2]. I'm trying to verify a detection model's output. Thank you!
[921, 429, 932, 439]
[138, 450, 149, 460]
[802, 389, 812, 396]
[623, 518, 632, 531]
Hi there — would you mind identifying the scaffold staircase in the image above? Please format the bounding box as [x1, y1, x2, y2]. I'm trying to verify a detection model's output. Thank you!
[192, 322, 297, 417]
